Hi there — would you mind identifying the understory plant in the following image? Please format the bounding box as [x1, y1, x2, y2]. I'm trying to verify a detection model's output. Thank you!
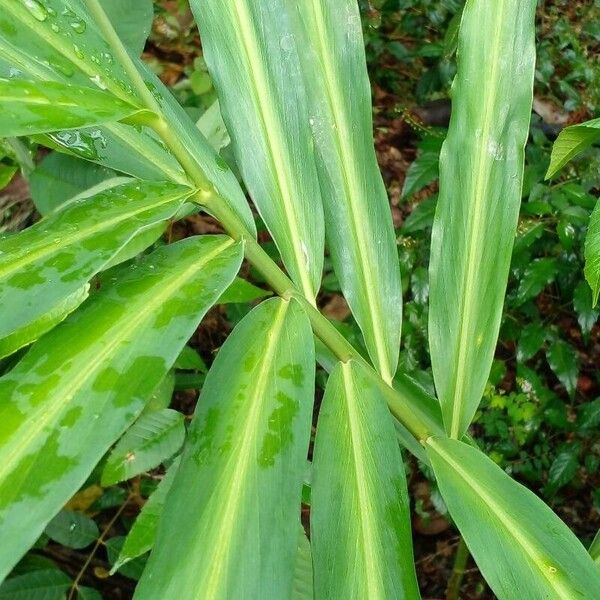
[0, 0, 599, 598]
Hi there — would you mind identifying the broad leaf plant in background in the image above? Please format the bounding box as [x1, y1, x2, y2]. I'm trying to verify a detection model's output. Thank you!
[0, 0, 599, 598]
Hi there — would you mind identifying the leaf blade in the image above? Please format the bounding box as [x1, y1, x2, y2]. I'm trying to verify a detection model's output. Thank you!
[546, 118, 600, 179]
[191, 0, 324, 298]
[427, 437, 600, 599]
[135, 298, 315, 599]
[292, 0, 402, 382]
[428, 0, 537, 437]
[0, 180, 192, 357]
[311, 360, 420, 599]
[0, 236, 243, 579]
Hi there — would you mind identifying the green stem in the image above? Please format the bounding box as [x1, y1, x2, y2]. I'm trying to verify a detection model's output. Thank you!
[87, 0, 435, 443]
[446, 536, 470, 600]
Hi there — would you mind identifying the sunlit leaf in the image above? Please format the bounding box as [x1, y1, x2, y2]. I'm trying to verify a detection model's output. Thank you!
[428, 0, 537, 437]
[585, 200, 600, 305]
[0, 180, 192, 358]
[191, 0, 325, 299]
[136, 298, 315, 599]
[311, 360, 420, 599]
[427, 437, 600, 599]
[0, 236, 243, 579]
[0, 569, 71, 599]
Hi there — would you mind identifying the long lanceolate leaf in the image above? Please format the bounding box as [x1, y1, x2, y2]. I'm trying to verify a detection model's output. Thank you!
[192, 0, 325, 300]
[311, 360, 420, 599]
[136, 298, 315, 599]
[427, 438, 600, 599]
[428, 0, 537, 437]
[0, 180, 192, 358]
[292, 0, 402, 382]
[0, 236, 243, 580]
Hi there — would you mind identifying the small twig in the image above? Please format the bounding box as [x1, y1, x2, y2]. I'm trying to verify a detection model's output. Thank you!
[67, 496, 132, 600]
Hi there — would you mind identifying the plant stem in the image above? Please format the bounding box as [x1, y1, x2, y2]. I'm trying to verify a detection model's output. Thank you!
[86, 0, 436, 443]
[446, 536, 470, 600]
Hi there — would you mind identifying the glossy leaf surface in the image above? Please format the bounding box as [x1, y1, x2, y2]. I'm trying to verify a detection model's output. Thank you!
[0, 236, 243, 579]
[292, 0, 402, 381]
[427, 437, 600, 599]
[136, 298, 315, 599]
[428, 0, 537, 437]
[99, 0, 154, 56]
[192, 0, 324, 299]
[311, 360, 420, 599]
[0, 180, 192, 358]
[0, 78, 149, 137]
[101, 408, 185, 486]
[546, 117, 600, 179]
[585, 199, 600, 305]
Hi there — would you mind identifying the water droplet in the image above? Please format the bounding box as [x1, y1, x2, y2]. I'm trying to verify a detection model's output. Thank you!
[72, 44, 84, 59]
[102, 52, 114, 64]
[89, 74, 107, 90]
[69, 523, 76, 531]
[50, 23, 59, 33]
[69, 19, 86, 34]
[24, 0, 48, 22]
[279, 34, 294, 52]
[8, 67, 22, 79]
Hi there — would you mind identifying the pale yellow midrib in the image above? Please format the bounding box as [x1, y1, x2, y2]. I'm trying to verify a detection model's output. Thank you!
[449, 0, 506, 438]
[10, 3, 134, 105]
[230, 1, 315, 301]
[428, 438, 576, 599]
[342, 363, 385, 598]
[0, 238, 234, 485]
[201, 299, 289, 600]
[1, 94, 79, 106]
[309, 0, 391, 383]
[0, 190, 187, 278]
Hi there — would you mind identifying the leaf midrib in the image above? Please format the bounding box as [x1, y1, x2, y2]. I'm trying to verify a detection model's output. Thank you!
[428, 438, 575, 599]
[308, 0, 392, 382]
[342, 363, 385, 598]
[0, 238, 235, 487]
[228, 1, 315, 300]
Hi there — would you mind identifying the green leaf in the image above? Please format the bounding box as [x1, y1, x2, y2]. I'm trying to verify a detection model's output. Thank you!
[101, 409, 185, 486]
[292, 530, 313, 600]
[44, 510, 98, 549]
[105, 537, 146, 581]
[428, 0, 537, 437]
[113, 460, 180, 573]
[585, 200, 600, 305]
[218, 277, 272, 304]
[174, 346, 206, 372]
[311, 360, 420, 599]
[546, 118, 600, 179]
[427, 437, 600, 599]
[196, 100, 230, 153]
[590, 531, 600, 564]
[546, 445, 580, 494]
[292, 0, 402, 382]
[0, 180, 192, 358]
[78, 587, 102, 600]
[517, 322, 547, 362]
[191, 0, 324, 299]
[100, 0, 154, 56]
[0, 569, 71, 600]
[0, 78, 150, 138]
[576, 398, 600, 431]
[401, 150, 439, 199]
[547, 339, 578, 398]
[29, 152, 124, 216]
[516, 258, 558, 305]
[143, 371, 175, 413]
[573, 281, 598, 336]
[0, 236, 243, 579]
[135, 298, 315, 599]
